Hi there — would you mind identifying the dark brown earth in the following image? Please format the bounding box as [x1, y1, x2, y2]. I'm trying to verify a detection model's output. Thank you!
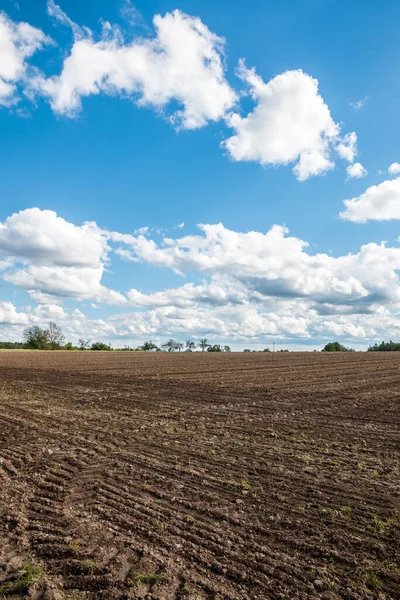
[0, 351, 399, 600]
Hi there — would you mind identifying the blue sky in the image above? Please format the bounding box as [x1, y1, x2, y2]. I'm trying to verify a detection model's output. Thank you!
[1, 0, 400, 349]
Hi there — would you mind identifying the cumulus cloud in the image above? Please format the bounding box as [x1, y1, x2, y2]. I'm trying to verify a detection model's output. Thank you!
[340, 177, 400, 222]
[0, 6, 360, 180]
[4, 294, 400, 347]
[336, 131, 358, 163]
[4, 264, 126, 305]
[0, 208, 125, 304]
[3, 209, 400, 345]
[108, 303, 311, 340]
[33, 8, 237, 129]
[0, 301, 29, 325]
[127, 280, 247, 308]
[88, 302, 400, 345]
[223, 63, 349, 180]
[346, 162, 367, 180]
[388, 162, 400, 176]
[0, 207, 107, 267]
[113, 222, 400, 312]
[0, 12, 51, 105]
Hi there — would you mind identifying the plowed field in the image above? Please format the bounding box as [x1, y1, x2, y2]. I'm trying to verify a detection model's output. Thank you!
[0, 351, 399, 600]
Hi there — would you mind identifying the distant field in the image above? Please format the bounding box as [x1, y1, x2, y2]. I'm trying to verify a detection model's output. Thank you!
[0, 351, 399, 599]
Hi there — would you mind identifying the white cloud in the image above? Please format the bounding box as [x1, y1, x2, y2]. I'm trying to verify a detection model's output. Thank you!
[0, 207, 107, 267]
[98, 302, 400, 345]
[4, 295, 400, 348]
[4, 264, 126, 305]
[346, 162, 367, 180]
[0, 7, 360, 182]
[340, 177, 400, 222]
[47, 0, 83, 38]
[349, 96, 369, 110]
[388, 162, 400, 176]
[3, 209, 400, 346]
[336, 131, 357, 163]
[33, 9, 237, 129]
[223, 63, 344, 180]
[108, 303, 311, 340]
[119, 0, 142, 27]
[0, 208, 125, 304]
[313, 319, 367, 339]
[127, 280, 247, 308]
[0, 301, 29, 325]
[113, 222, 400, 311]
[0, 12, 51, 105]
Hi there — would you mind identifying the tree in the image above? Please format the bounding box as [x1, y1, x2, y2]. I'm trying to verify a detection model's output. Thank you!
[162, 339, 179, 352]
[23, 326, 49, 350]
[139, 341, 160, 352]
[91, 341, 112, 351]
[207, 344, 222, 352]
[186, 340, 196, 352]
[47, 322, 65, 349]
[78, 338, 91, 350]
[263, 348, 271, 352]
[322, 341, 353, 352]
[223, 345, 231, 352]
[176, 341, 184, 352]
[199, 338, 209, 352]
[243, 349, 251, 352]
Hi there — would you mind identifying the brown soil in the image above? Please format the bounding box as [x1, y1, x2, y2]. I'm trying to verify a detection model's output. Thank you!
[0, 351, 399, 599]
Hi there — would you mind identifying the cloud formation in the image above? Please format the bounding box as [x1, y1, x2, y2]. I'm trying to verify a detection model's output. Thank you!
[336, 132, 358, 163]
[346, 162, 367, 180]
[112, 221, 400, 313]
[0, 301, 29, 325]
[0, 5, 361, 180]
[223, 63, 354, 180]
[0, 208, 125, 304]
[0, 12, 50, 105]
[388, 162, 400, 176]
[34, 8, 237, 129]
[340, 177, 400, 222]
[2, 208, 400, 345]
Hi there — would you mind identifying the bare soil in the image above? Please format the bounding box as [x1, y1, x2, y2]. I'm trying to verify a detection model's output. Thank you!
[0, 351, 399, 599]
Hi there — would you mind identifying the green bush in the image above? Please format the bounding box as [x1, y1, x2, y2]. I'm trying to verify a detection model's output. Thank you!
[322, 341, 353, 352]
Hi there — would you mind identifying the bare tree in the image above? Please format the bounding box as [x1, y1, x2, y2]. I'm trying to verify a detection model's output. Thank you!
[78, 338, 91, 350]
[198, 338, 209, 352]
[47, 322, 65, 349]
[162, 339, 178, 352]
[186, 340, 195, 351]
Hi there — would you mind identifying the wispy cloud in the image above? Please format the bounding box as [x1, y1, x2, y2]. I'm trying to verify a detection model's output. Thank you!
[350, 96, 369, 110]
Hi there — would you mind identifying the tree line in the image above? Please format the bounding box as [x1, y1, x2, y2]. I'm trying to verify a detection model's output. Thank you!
[0, 325, 233, 352]
[139, 338, 231, 352]
[322, 340, 400, 352]
[1, 325, 400, 352]
[367, 340, 400, 352]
